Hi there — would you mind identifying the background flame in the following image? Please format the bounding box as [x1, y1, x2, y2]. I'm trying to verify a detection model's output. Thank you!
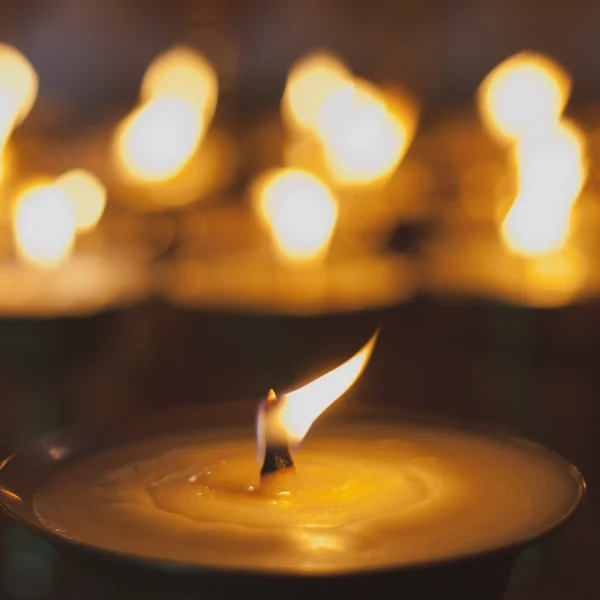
[265, 332, 378, 448]
[14, 183, 77, 268]
[501, 119, 586, 257]
[114, 46, 217, 184]
[478, 51, 571, 143]
[55, 169, 107, 233]
[282, 51, 351, 133]
[0, 44, 37, 149]
[317, 80, 409, 185]
[282, 52, 416, 186]
[255, 168, 338, 264]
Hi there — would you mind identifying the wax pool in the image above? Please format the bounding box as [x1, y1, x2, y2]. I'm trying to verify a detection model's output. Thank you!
[33, 422, 580, 574]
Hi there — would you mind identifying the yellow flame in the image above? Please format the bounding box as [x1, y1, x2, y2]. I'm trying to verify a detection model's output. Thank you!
[255, 168, 338, 263]
[282, 51, 351, 133]
[266, 332, 378, 448]
[502, 120, 586, 256]
[114, 46, 217, 184]
[14, 183, 76, 268]
[56, 169, 107, 233]
[140, 45, 218, 121]
[316, 79, 410, 185]
[478, 52, 571, 143]
[115, 96, 204, 183]
[0, 44, 37, 146]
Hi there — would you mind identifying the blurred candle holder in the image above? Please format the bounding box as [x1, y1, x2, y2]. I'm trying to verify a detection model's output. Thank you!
[159, 166, 416, 316]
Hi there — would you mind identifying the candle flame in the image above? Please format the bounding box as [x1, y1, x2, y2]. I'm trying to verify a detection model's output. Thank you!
[140, 46, 218, 122]
[502, 120, 586, 256]
[255, 168, 338, 264]
[0, 44, 37, 146]
[258, 332, 378, 455]
[478, 52, 570, 143]
[14, 182, 76, 268]
[317, 80, 411, 185]
[114, 46, 217, 183]
[282, 52, 415, 185]
[56, 169, 107, 233]
[282, 51, 351, 133]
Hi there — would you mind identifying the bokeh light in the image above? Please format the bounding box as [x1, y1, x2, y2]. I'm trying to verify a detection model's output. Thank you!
[255, 168, 338, 264]
[14, 183, 76, 268]
[478, 52, 571, 143]
[56, 169, 107, 233]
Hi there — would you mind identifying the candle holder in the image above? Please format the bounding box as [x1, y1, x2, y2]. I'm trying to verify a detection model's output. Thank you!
[0, 402, 584, 600]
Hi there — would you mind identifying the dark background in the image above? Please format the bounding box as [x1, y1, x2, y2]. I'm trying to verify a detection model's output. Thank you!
[0, 1, 599, 598]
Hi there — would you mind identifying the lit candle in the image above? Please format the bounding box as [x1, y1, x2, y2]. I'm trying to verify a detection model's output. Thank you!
[0, 43, 37, 172]
[0, 174, 149, 317]
[477, 52, 571, 144]
[425, 53, 596, 307]
[19, 333, 582, 592]
[160, 168, 415, 315]
[282, 51, 418, 189]
[111, 46, 222, 209]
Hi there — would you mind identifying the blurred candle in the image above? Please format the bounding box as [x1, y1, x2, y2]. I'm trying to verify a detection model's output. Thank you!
[281, 52, 417, 187]
[0, 44, 37, 147]
[478, 52, 571, 143]
[282, 51, 351, 134]
[114, 46, 218, 184]
[13, 182, 77, 269]
[0, 171, 148, 317]
[0, 44, 37, 181]
[317, 80, 411, 186]
[254, 168, 338, 264]
[56, 169, 107, 233]
[502, 120, 587, 256]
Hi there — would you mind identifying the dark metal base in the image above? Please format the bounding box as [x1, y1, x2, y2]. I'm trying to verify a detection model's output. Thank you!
[58, 543, 518, 600]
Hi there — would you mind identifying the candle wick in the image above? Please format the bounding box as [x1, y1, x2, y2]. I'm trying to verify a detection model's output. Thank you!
[260, 389, 295, 479]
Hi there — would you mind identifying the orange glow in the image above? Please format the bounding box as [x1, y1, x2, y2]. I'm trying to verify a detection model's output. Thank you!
[14, 183, 76, 268]
[316, 80, 410, 185]
[259, 333, 377, 450]
[140, 45, 218, 122]
[502, 121, 586, 256]
[0, 44, 37, 146]
[255, 168, 338, 263]
[56, 169, 107, 233]
[113, 46, 217, 184]
[282, 51, 351, 133]
[114, 97, 204, 183]
[478, 52, 571, 143]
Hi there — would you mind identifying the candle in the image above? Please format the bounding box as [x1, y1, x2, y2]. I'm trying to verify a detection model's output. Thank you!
[477, 52, 571, 145]
[160, 168, 415, 315]
[0, 43, 37, 159]
[26, 335, 583, 578]
[282, 51, 418, 188]
[424, 53, 596, 307]
[0, 174, 149, 317]
[107, 45, 230, 210]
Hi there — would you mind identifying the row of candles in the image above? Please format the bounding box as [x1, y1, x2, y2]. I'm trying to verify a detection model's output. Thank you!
[0, 41, 587, 593]
[0, 41, 596, 315]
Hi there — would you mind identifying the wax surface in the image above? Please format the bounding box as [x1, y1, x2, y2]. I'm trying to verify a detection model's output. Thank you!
[33, 422, 581, 573]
